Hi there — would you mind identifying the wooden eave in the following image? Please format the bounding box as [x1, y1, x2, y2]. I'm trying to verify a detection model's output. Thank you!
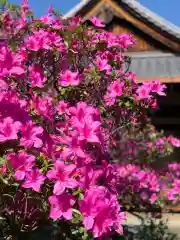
[138, 76, 180, 83]
[64, 0, 180, 53]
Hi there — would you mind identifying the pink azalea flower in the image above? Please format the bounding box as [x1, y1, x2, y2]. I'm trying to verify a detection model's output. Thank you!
[168, 190, 178, 201]
[78, 166, 96, 190]
[21, 0, 29, 12]
[136, 84, 151, 100]
[69, 16, 82, 29]
[126, 72, 137, 83]
[56, 100, 68, 115]
[25, 30, 51, 51]
[0, 117, 22, 142]
[22, 168, 46, 192]
[58, 135, 86, 160]
[150, 80, 167, 96]
[140, 192, 148, 201]
[155, 138, 165, 146]
[16, 18, 27, 31]
[59, 70, 80, 86]
[29, 65, 47, 88]
[40, 14, 54, 24]
[150, 193, 158, 204]
[168, 136, 180, 147]
[0, 46, 14, 77]
[69, 102, 98, 122]
[95, 57, 111, 72]
[9, 66, 25, 76]
[168, 179, 180, 201]
[169, 163, 179, 170]
[33, 96, 53, 120]
[79, 186, 126, 238]
[48, 4, 53, 13]
[42, 133, 55, 159]
[117, 34, 135, 49]
[20, 121, 43, 148]
[49, 194, 75, 220]
[7, 152, 35, 181]
[104, 94, 116, 106]
[0, 79, 8, 90]
[79, 163, 116, 191]
[90, 17, 105, 27]
[13, 46, 27, 64]
[77, 120, 101, 144]
[140, 172, 160, 192]
[109, 81, 124, 97]
[47, 161, 78, 195]
[25, 35, 40, 51]
[104, 81, 124, 106]
[53, 19, 64, 30]
[49, 32, 63, 48]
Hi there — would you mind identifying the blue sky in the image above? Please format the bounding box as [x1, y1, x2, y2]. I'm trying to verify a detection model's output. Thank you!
[9, 0, 180, 27]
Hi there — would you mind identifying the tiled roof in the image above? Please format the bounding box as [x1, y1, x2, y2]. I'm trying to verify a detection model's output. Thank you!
[64, 0, 180, 39]
[129, 52, 180, 78]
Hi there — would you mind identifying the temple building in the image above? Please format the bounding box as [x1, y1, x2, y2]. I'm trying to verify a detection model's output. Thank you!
[65, 0, 180, 159]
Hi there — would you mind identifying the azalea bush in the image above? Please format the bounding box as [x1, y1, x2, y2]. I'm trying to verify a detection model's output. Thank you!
[0, 1, 180, 239]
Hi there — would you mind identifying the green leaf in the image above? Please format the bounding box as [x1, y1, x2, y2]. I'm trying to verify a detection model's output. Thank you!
[156, 200, 161, 206]
[60, 87, 67, 95]
[125, 101, 130, 107]
[167, 147, 173, 153]
[100, 105, 106, 114]
[72, 209, 81, 216]
[0, 157, 5, 165]
[79, 227, 84, 234]
[11, 182, 19, 187]
[111, 68, 116, 77]
[79, 193, 84, 200]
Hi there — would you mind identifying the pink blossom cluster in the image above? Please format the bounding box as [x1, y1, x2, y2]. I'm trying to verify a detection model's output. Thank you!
[163, 163, 180, 202]
[114, 164, 160, 204]
[0, 2, 179, 238]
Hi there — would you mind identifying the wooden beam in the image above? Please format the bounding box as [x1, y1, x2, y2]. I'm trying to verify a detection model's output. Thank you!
[82, 0, 105, 21]
[138, 76, 180, 83]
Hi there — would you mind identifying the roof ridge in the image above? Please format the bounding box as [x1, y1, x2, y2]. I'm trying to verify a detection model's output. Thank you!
[63, 0, 91, 19]
[121, 0, 180, 39]
[64, 0, 180, 39]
